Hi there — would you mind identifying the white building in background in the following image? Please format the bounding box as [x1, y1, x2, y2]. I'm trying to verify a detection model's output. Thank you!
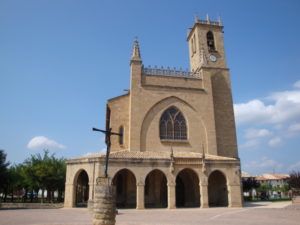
[256, 174, 290, 198]
[241, 173, 290, 199]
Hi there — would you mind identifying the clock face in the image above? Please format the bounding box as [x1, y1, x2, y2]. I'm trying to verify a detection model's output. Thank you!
[209, 54, 217, 62]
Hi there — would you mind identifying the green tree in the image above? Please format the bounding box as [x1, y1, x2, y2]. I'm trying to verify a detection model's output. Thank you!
[257, 183, 272, 200]
[288, 171, 300, 196]
[282, 183, 291, 192]
[22, 150, 66, 202]
[0, 150, 10, 202]
[242, 177, 260, 200]
[1, 150, 66, 203]
[3, 164, 25, 202]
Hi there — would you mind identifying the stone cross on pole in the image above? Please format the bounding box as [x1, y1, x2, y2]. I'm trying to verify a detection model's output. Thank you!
[92, 127, 122, 178]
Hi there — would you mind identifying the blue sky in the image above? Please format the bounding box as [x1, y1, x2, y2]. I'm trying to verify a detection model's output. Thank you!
[1, 0, 299, 175]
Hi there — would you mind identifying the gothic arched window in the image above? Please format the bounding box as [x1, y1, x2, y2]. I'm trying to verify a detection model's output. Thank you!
[207, 31, 216, 51]
[159, 107, 187, 140]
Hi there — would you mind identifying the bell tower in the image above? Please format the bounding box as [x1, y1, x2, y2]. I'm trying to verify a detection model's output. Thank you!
[187, 14, 227, 72]
[187, 15, 238, 158]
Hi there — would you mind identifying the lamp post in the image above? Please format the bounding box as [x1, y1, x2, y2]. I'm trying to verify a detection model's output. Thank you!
[92, 127, 122, 225]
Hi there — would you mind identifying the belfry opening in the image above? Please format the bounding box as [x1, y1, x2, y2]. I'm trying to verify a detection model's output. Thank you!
[75, 170, 89, 207]
[176, 169, 200, 207]
[112, 169, 136, 209]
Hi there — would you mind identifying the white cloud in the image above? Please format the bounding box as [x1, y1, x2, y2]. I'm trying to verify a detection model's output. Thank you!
[27, 136, 66, 150]
[293, 80, 300, 88]
[100, 148, 107, 153]
[288, 123, 300, 132]
[234, 89, 300, 126]
[240, 139, 261, 149]
[84, 148, 106, 156]
[84, 152, 97, 156]
[234, 99, 273, 125]
[268, 137, 283, 147]
[243, 157, 284, 175]
[288, 161, 300, 172]
[244, 128, 271, 139]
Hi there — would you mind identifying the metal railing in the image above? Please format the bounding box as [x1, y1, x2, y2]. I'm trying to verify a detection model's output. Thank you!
[142, 66, 200, 79]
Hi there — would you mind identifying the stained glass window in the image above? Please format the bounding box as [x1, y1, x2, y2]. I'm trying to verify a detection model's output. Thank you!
[159, 106, 187, 140]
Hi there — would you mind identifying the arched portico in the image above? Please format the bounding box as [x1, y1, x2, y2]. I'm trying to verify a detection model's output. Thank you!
[176, 168, 200, 207]
[208, 170, 228, 207]
[74, 170, 89, 207]
[112, 169, 136, 208]
[145, 169, 167, 208]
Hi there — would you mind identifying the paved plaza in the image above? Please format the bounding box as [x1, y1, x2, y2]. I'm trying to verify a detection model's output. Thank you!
[0, 202, 299, 225]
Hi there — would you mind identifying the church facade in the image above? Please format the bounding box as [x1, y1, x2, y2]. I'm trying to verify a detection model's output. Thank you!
[64, 16, 243, 209]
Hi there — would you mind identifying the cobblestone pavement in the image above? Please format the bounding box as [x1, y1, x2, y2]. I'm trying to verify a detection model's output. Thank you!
[0, 202, 299, 225]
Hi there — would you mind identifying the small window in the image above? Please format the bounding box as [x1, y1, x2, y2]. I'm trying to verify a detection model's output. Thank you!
[159, 106, 187, 140]
[207, 31, 216, 51]
[192, 34, 196, 54]
[119, 126, 124, 145]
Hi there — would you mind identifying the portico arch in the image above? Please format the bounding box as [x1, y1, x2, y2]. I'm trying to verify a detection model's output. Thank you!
[208, 170, 228, 207]
[112, 169, 136, 208]
[176, 168, 200, 207]
[145, 169, 167, 208]
[74, 170, 89, 207]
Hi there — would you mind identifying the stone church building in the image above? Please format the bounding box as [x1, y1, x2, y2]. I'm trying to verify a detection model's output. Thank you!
[64, 16, 243, 209]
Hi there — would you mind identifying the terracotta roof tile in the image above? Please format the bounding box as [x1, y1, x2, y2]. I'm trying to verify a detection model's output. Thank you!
[68, 150, 237, 161]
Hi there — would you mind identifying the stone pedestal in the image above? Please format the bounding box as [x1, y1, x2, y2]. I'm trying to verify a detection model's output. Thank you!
[93, 177, 116, 225]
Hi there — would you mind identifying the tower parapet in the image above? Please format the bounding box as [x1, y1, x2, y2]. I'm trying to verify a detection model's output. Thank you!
[194, 14, 222, 26]
[142, 65, 200, 79]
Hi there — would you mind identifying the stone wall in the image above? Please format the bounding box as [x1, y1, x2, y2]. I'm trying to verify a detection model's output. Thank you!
[0, 203, 63, 209]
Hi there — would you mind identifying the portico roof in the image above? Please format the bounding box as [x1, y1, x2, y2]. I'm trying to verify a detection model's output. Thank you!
[67, 150, 238, 163]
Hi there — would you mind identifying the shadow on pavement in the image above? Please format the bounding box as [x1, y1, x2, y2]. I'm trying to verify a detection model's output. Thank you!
[243, 202, 266, 207]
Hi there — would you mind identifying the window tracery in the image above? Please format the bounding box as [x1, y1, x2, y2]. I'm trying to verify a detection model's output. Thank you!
[159, 107, 187, 140]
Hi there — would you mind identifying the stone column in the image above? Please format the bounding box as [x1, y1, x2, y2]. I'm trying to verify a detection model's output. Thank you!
[64, 183, 74, 208]
[88, 181, 94, 213]
[200, 184, 209, 208]
[136, 184, 145, 209]
[167, 184, 176, 209]
[228, 184, 242, 207]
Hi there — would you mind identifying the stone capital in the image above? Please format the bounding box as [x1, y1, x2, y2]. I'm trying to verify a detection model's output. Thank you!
[167, 183, 176, 187]
[137, 181, 145, 186]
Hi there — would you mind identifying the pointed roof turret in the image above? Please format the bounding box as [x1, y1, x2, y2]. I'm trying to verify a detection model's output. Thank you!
[130, 38, 142, 64]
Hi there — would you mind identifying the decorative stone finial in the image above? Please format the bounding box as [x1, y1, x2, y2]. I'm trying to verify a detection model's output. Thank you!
[131, 38, 142, 63]
[206, 13, 210, 23]
[194, 13, 199, 23]
[218, 15, 222, 26]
